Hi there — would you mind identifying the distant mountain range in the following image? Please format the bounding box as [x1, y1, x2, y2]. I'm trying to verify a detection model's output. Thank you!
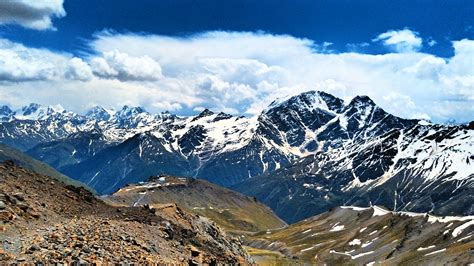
[1, 91, 473, 222]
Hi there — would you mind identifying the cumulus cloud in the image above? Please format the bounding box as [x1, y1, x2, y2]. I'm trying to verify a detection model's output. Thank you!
[373, 29, 423, 52]
[0, 0, 65, 30]
[0, 38, 93, 82]
[65, 58, 94, 81]
[0, 31, 473, 123]
[90, 50, 162, 81]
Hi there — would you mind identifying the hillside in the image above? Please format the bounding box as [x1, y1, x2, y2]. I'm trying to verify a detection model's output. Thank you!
[246, 206, 474, 265]
[0, 162, 251, 264]
[0, 144, 90, 191]
[103, 175, 286, 234]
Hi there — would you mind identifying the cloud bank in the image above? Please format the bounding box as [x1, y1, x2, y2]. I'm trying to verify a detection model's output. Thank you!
[0, 30, 473, 123]
[0, 0, 65, 30]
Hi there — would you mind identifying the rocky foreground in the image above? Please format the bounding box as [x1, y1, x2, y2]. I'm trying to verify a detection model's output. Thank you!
[0, 161, 251, 264]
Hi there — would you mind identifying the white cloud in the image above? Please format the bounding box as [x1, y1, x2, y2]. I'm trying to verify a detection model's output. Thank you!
[0, 0, 65, 30]
[0, 38, 68, 81]
[382, 92, 430, 120]
[90, 50, 162, 81]
[427, 38, 437, 47]
[0, 31, 473, 123]
[65, 58, 94, 81]
[0, 38, 94, 82]
[373, 29, 423, 52]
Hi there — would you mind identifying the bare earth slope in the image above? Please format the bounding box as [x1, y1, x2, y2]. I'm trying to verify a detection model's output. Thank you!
[0, 162, 251, 264]
[246, 206, 474, 265]
[104, 175, 286, 234]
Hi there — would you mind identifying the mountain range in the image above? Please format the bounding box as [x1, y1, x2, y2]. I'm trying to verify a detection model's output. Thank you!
[0, 90, 473, 223]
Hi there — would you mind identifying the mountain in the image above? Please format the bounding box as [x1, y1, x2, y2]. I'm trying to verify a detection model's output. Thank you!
[0, 161, 251, 264]
[0, 143, 90, 191]
[246, 206, 474, 264]
[103, 175, 286, 234]
[15, 91, 417, 192]
[0, 105, 14, 122]
[1, 91, 472, 222]
[85, 106, 113, 121]
[233, 122, 474, 223]
[27, 129, 111, 170]
[0, 104, 87, 151]
[60, 132, 192, 194]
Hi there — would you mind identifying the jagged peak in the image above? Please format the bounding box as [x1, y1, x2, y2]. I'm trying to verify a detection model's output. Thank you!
[191, 108, 215, 122]
[86, 105, 108, 113]
[15, 103, 68, 120]
[21, 103, 43, 116]
[198, 108, 214, 117]
[113, 106, 149, 121]
[212, 112, 233, 122]
[21, 103, 65, 114]
[347, 95, 376, 108]
[155, 110, 178, 120]
[117, 105, 147, 114]
[0, 105, 14, 115]
[86, 106, 114, 121]
[265, 90, 344, 114]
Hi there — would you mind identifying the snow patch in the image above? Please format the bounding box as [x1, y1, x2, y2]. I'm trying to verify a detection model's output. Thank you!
[424, 248, 446, 256]
[348, 239, 361, 246]
[330, 222, 345, 232]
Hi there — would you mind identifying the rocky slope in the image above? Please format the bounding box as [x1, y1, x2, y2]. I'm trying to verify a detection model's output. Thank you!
[103, 175, 286, 234]
[0, 162, 251, 264]
[246, 206, 474, 265]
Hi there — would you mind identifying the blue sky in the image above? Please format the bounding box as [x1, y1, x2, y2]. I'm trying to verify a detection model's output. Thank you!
[0, 0, 473, 122]
[4, 0, 473, 56]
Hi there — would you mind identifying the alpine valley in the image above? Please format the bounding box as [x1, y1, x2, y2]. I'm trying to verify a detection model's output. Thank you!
[1, 90, 473, 263]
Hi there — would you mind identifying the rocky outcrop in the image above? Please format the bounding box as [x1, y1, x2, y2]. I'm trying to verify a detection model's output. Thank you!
[0, 162, 251, 264]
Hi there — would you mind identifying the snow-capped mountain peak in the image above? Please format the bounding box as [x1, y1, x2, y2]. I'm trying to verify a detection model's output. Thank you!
[0, 105, 15, 122]
[265, 90, 343, 115]
[115, 105, 147, 118]
[191, 108, 215, 122]
[85, 106, 115, 121]
[16, 103, 67, 120]
[110, 105, 155, 128]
